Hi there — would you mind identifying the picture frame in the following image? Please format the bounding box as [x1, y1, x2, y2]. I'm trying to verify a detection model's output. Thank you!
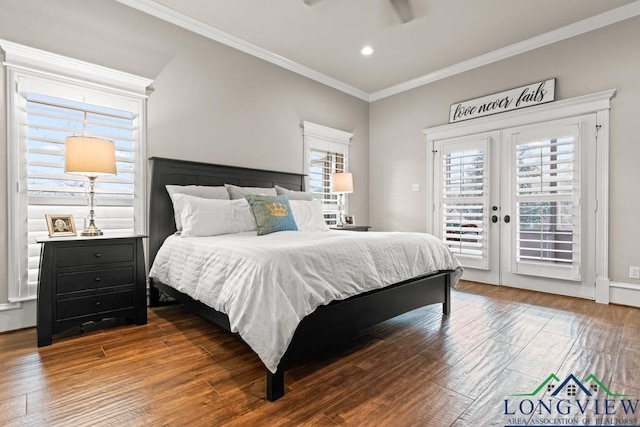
[45, 214, 77, 237]
[344, 214, 355, 226]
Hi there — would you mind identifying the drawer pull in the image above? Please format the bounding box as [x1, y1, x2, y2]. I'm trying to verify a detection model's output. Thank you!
[95, 277, 101, 282]
[94, 253, 102, 258]
[95, 301, 101, 307]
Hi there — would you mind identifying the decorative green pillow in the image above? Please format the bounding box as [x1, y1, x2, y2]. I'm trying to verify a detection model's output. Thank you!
[245, 195, 298, 236]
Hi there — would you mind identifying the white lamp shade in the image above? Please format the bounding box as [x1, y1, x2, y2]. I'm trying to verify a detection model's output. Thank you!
[65, 136, 117, 176]
[331, 172, 353, 194]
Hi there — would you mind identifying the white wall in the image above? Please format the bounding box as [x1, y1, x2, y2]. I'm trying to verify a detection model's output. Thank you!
[0, 1, 369, 321]
[369, 16, 640, 286]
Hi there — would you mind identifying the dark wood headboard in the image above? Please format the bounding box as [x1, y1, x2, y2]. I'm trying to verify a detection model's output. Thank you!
[148, 157, 306, 265]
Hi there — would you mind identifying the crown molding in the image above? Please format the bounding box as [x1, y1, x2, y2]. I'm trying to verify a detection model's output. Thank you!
[302, 121, 353, 144]
[370, 1, 640, 101]
[114, 0, 370, 101]
[0, 39, 153, 97]
[116, 0, 640, 103]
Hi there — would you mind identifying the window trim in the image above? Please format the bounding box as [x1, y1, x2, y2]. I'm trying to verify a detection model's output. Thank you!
[302, 121, 353, 223]
[2, 39, 152, 302]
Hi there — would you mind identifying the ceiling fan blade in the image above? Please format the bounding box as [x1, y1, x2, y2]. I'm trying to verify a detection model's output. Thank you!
[303, 0, 324, 5]
[390, 0, 415, 23]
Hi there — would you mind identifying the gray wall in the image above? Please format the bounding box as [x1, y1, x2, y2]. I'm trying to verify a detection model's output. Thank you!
[0, 0, 369, 304]
[369, 16, 640, 284]
[0, 0, 637, 305]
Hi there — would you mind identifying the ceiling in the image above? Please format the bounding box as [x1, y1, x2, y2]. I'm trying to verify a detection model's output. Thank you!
[117, 0, 640, 101]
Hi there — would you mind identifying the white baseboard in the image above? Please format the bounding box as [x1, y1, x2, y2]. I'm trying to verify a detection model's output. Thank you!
[0, 299, 37, 332]
[608, 281, 640, 308]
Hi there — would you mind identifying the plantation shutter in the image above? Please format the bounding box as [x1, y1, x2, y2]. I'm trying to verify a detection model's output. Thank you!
[512, 124, 581, 281]
[439, 138, 490, 270]
[302, 122, 352, 226]
[308, 148, 345, 225]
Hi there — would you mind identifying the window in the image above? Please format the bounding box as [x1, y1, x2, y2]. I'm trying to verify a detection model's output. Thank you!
[442, 147, 486, 260]
[302, 121, 353, 226]
[3, 40, 151, 301]
[511, 123, 581, 281]
[515, 133, 576, 265]
[437, 137, 490, 271]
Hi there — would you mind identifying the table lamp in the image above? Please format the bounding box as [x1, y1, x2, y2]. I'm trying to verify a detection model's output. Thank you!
[64, 136, 117, 236]
[330, 172, 353, 227]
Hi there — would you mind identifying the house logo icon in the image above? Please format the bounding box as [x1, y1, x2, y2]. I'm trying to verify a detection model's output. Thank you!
[510, 373, 633, 398]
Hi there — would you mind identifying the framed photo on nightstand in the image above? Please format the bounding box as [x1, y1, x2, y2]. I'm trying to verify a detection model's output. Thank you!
[344, 214, 355, 226]
[45, 214, 77, 237]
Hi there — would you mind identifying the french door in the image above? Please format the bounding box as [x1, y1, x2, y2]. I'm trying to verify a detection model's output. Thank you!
[433, 114, 597, 298]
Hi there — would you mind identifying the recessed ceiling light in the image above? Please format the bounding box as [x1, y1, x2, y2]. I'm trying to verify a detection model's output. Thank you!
[360, 46, 374, 56]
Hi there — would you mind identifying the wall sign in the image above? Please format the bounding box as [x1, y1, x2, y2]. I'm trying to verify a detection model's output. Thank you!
[449, 79, 555, 123]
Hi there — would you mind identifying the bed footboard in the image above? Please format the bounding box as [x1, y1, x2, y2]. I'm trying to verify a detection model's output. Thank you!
[264, 271, 452, 401]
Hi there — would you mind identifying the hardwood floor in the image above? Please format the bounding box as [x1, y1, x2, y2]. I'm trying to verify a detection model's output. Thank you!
[1, 281, 639, 426]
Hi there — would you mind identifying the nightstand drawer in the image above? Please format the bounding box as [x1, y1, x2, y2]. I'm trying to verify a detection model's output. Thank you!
[57, 243, 134, 267]
[57, 267, 135, 294]
[57, 290, 135, 320]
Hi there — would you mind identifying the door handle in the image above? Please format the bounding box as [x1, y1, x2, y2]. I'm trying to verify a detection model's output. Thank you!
[491, 215, 499, 223]
[504, 215, 511, 223]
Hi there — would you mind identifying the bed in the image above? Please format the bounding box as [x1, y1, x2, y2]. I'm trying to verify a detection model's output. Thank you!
[147, 157, 460, 401]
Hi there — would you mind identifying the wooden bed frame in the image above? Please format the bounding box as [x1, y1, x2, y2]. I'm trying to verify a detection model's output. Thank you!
[148, 157, 454, 401]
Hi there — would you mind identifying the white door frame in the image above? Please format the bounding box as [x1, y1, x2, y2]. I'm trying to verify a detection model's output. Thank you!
[423, 89, 615, 301]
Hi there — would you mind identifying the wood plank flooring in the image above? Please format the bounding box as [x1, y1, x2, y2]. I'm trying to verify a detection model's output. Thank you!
[1, 281, 639, 426]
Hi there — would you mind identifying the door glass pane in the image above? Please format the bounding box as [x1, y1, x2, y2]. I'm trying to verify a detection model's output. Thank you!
[517, 201, 573, 264]
[443, 202, 484, 257]
[441, 147, 488, 268]
[512, 125, 580, 279]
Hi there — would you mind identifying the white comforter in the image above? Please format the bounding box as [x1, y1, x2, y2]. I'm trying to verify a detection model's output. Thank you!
[149, 231, 462, 373]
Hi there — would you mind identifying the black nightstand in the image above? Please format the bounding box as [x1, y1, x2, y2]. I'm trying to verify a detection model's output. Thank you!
[330, 226, 372, 232]
[36, 234, 147, 347]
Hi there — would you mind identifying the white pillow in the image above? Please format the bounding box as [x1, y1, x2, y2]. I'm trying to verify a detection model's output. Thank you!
[275, 185, 313, 201]
[289, 200, 330, 232]
[166, 185, 230, 231]
[173, 194, 256, 237]
[231, 199, 260, 233]
[224, 183, 277, 200]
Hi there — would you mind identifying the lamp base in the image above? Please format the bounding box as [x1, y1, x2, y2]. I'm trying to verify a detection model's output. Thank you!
[81, 229, 104, 236]
[81, 220, 103, 236]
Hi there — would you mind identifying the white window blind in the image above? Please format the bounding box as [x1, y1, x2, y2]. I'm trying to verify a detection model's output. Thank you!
[302, 122, 353, 227]
[24, 93, 138, 292]
[4, 41, 150, 302]
[309, 148, 345, 225]
[440, 140, 489, 270]
[512, 124, 581, 280]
